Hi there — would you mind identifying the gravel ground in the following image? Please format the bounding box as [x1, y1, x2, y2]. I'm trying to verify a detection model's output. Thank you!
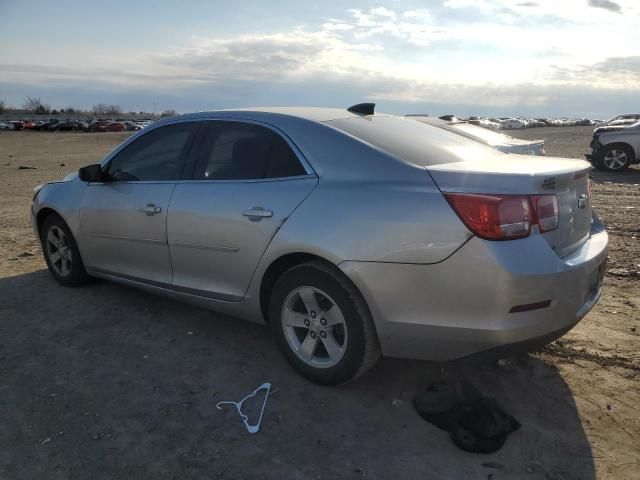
[0, 128, 638, 480]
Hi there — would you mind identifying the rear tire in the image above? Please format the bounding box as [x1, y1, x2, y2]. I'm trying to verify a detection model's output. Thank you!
[597, 144, 633, 171]
[269, 261, 380, 385]
[41, 215, 90, 287]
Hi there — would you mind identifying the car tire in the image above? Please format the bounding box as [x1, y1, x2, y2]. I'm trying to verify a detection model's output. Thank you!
[41, 215, 90, 287]
[269, 261, 381, 385]
[597, 144, 633, 171]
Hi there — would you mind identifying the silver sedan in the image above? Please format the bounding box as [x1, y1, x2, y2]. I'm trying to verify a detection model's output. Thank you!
[31, 104, 608, 384]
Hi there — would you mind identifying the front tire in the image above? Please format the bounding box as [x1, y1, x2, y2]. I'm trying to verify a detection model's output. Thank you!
[269, 261, 380, 385]
[41, 215, 90, 286]
[597, 144, 633, 171]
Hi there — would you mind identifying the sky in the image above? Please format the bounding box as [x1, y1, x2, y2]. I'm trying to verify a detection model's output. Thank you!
[1, 0, 639, 118]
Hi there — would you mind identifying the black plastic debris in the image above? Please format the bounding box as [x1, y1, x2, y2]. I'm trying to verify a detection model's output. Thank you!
[414, 380, 520, 453]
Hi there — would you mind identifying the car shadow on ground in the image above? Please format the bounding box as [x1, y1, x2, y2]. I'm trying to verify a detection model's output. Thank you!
[0, 270, 595, 480]
[589, 165, 640, 185]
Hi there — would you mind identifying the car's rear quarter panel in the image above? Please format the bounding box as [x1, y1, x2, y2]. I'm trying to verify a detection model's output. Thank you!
[252, 117, 472, 264]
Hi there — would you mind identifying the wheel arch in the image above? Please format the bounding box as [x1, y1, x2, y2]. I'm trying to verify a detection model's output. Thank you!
[603, 141, 636, 160]
[36, 207, 66, 240]
[260, 252, 327, 323]
[259, 252, 371, 327]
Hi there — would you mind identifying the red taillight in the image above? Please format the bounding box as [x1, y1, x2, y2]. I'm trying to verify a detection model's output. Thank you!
[444, 193, 558, 240]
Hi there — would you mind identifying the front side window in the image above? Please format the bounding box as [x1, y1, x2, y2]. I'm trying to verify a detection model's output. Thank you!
[105, 122, 197, 181]
[190, 121, 307, 180]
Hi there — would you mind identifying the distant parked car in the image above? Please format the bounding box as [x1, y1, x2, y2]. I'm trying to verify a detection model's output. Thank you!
[50, 120, 84, 132]
[586, 120, 640, 171]
[0, 122, 11, 130]
[576, 119, 594, 127]
[124, 121, 142, 131]
[608, 119, 638, 127]
[526, 120, 546, 128]
[501, 118, 526, 129]
[409, 116, 545, 155]
[36, 119, 60, 131]
[597, 114, 640, 128]
[106, 122, 126, 132]
[468, 118, 502, 130]
[88, 120, 122, 132]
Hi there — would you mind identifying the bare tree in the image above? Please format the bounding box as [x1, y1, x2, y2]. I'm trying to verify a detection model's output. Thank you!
[161, 109, 177, 117]
[23, 96, 50, 114]
[92, 103, 122, 115]
[92, 103, 108, 115]
[107, 104, 122, 115]
[0, 99, 5, 114]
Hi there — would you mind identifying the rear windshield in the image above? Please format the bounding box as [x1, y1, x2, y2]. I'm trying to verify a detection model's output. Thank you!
[326, 115, 496, 166]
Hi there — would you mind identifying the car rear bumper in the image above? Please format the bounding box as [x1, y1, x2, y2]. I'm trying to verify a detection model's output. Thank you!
[340, 220, 608, 362]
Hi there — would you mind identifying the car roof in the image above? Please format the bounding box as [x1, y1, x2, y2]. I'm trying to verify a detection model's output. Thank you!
[173, 107, 389, 123]
[138, 107, 504, 180]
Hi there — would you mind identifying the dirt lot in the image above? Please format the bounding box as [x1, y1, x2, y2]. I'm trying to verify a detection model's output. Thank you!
[1, 127, 638, 480]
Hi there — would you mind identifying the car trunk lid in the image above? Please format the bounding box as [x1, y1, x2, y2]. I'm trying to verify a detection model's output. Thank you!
[428, 153, 593, 257]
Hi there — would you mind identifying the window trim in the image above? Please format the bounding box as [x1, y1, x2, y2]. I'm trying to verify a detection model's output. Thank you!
[95, 117, 316, 185]
[181, 117, 316, 183]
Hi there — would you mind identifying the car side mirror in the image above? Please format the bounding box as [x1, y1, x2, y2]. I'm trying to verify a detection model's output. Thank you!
[78, 164, 104, 182]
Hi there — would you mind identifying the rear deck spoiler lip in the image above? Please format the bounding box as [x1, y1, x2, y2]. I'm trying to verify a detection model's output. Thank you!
[425, 158, 592, 195]
[426, 156, 591, 176]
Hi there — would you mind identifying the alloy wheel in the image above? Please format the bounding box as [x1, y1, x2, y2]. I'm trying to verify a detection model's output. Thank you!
[603, 149, 627, 170]
[281, 286, 348, 368]
[46, 226, 73, 277]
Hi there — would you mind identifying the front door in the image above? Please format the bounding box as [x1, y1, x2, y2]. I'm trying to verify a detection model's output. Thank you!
[167, 120, 317, 300]
[79, 121, 199, 283]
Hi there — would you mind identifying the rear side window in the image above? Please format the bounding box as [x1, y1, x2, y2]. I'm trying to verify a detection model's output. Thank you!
[190, 121, 307, 180]
[326, 116, 496, 166]
[105, 122, 197, 181]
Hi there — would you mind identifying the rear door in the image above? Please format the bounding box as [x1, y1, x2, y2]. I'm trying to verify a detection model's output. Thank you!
[79, 122, 199, 283]
[167, 120, 317, 301]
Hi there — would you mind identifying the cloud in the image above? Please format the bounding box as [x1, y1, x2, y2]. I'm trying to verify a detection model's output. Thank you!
[402, 9, 431, 20]
[552, 56, 640, 88]
[3, 36, 638, 115]
[2, 2, 640, 116]
[370, 6, 397, 18]
[322, 22, 355, 31]
[587, 0, 622, 13]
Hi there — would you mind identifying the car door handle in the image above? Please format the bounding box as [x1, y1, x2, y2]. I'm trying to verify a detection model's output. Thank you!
[242, 207, 273, 221]
[140, 203, 162, 216]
